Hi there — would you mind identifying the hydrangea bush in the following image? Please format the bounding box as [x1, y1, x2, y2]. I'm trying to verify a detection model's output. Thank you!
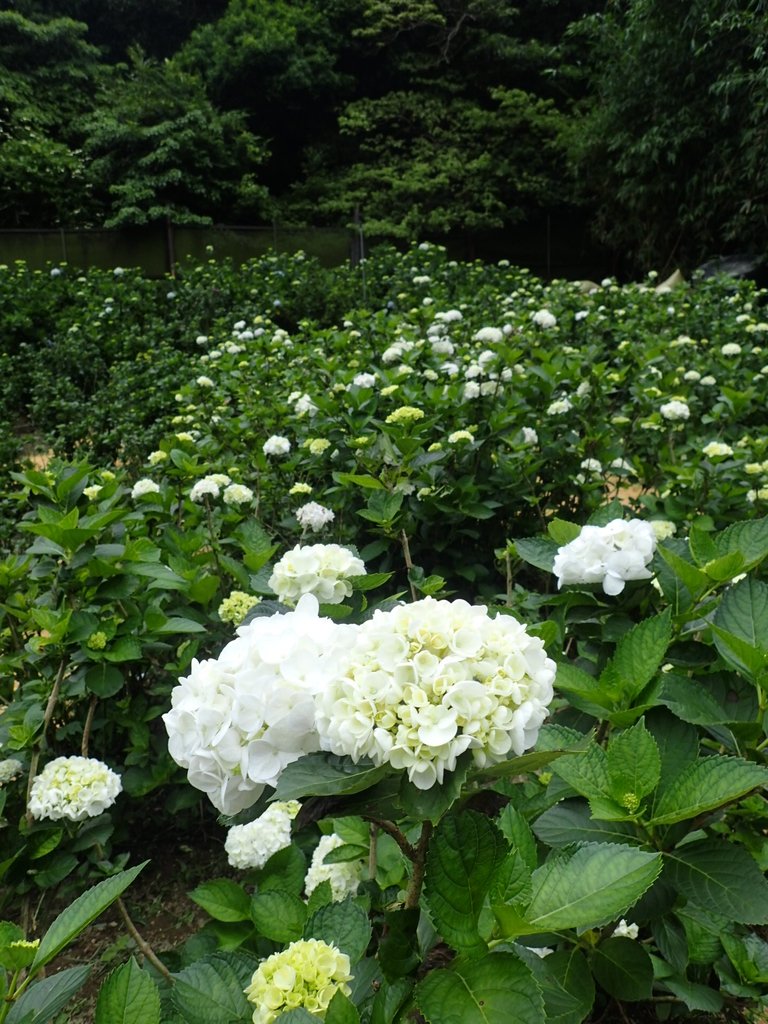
[1, 245, 768, 1022]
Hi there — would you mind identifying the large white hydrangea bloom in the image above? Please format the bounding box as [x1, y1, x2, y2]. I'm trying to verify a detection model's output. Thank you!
[163, 595, 352, 814]
[268, 543, 366, 605]
[315, 597, 556, 790]
[28, 756, 122, 822]
[553, 518, 657, 596]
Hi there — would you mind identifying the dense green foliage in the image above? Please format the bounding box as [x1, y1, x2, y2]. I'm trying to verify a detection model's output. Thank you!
[1, 247, 768, 1020]
[2, 0, 767, 269]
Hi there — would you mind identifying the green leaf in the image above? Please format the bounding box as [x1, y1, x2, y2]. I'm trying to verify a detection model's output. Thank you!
[6, 964, 91, 1024]
[496, 807, 537, 871]
[356, 491, 403, 525]
[648, 755, 768, 825]
[550, 743, 611, 804]
[519, 843, 661, 934]
[424, 811, 509, 956]
[547, 519, 581, 545]
[31, 863, 146, 971]
[591, 938, 653, 1002]
[645, 710, 699, 807]
[689, 524, 718, 567]
[599, 609, 672, 704]
[533, 801, 644, 848]
[171, 952, 255, 1024]
[711, 625, 768, 680]
[657, 673, 734, 725]
[256, 845, 307, 897]
[655, 544, 708, 602]
[398, 753, 471, 823]
[712, 516, 768, 569]
[189, 879, 251, 922]
[378, 909, 420, 981]
[516, 947, 594, 1024]
[305, 899, 371, 964]
[660, 976, 724, 1013]
[513, 537, 559, 573]
[251, 891, 307, 943]
[712, 577, 768, 678]
[94, 957, 160, 1024]
[102, 637, 142, 662]
[415, 952, 544, 1024]
[371, 977, 413, 1024]
[273, 1011, 316, 1023]
[606, 719, 660, 809]
[325, 989, 361, 1024]
[471, 749, 572, 784]
[152, 616, 206, 634]
[552, 663, 612, 715]
[333, 472, 385, 490]
[272, 753, 388, 801]
[665, 840, 768, 923]
[350, 571, 394, 592]
[85, 663, 124, 698]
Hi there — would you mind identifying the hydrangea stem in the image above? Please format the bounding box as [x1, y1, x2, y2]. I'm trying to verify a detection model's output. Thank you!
[400, 529, 418, 602]
[405, 821, 433, 910]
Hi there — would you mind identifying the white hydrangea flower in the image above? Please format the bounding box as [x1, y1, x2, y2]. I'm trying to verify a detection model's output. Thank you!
[659, 399, 690, 421]
[431, 338, 455, 356]
[304, 833, 365, 902]
[721, 342, 742, 356]
[547, 397, 572, 415]
[435, 309, 463, 323]
[553, 519, 657, 596]
[316, 597, 555, 790]
[532, 309, 557, 329]
[225, 800, 301, 870]
[245, 939, 352, 1024]
[223, 483, 254, 506]
[522, 427, 539, 445]
[269, 544, 366, 605]
[702, 441, 734, 459]
[196, 375, 214, 388]
[295, 502, 335, 532]
[163, 595, 354, 814]
[0, 758, 23, 785]
[351, 373, 376, 388]
[190, 477, 221, 502]
[28, 756, 122, 821]
[700, 375, 717, 386]
[263, 435, 291, 457]
[614, 919, 639, 939]
[463, 381, 481, 400]
[650, 520, 677, 540]
[131, 478, 160, 499]
[473, 327, 504, 344]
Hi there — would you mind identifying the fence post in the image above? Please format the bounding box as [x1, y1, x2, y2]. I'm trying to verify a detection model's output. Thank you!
[165, 217, 176, 278]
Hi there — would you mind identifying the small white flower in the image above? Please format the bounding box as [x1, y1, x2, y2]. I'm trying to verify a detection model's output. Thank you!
[269, 544, 365, 604]
[225, 801, 301, 870]
[223, 483, 254, 506]
[295, 502, 335, 532]
[196, 375, 214, 388]
[532, 309, 557, 329]
[721, 342, 742, 356]
[304, 834, 365, 902]
[190, 477, 220, 502]
[522, 427, 538, 445]
[0, 758, 23, 785]
[263, 435, 291, 457]
[614, 919, 639, 940]
[473, 327, 504, 344]
[702, 441, 734, 459]
[547, 397, 573, 415]
[553, 519, 657, 596]
[131, 478, 160, 499]
[660, 399, 690, 422]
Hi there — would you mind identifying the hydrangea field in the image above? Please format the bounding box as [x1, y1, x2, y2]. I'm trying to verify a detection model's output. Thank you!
[2, 244, 768, 1023]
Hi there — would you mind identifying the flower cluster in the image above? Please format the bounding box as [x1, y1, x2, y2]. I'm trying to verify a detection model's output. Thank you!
[28, 756, 122, 821]
[315, 597, 556, 789]
[131, 478, 160, 499]
[225, 800, 301, 870]
[269, 544, 366, 605]
[263, 435, 291, 457]
[304, 834, 365, 903]
[0, 758, 23, 785]
[218, 591, 261, 626]
[163, 595, 352, 813]
[660, 399, 690, 421]
[295, 502, 335, 532]
[553, 519, 657, 596]
[244, 939, 352, 1024]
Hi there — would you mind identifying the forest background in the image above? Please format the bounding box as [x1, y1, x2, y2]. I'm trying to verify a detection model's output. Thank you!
[3, 0, 768, 276]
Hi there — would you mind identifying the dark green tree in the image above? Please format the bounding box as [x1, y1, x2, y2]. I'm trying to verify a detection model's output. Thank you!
[569, 0, 768, 271]
[82, 53, 269, 227]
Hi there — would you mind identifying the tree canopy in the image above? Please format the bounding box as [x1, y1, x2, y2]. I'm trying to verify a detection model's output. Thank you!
[0, 0, 765, 271]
